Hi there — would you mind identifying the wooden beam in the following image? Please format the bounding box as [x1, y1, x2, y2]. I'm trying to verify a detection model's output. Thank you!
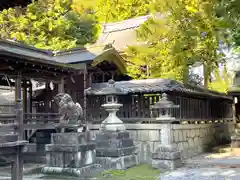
[0, 71, 62, 82]
[15, 71, 24, 140]
[11, 145, 25, 180]
[58, 77, 65, 93]
[21, 123, 59, 130]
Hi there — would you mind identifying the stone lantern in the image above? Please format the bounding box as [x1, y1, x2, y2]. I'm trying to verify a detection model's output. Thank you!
[95, 79, 138, 170]
[151, 93, 179, 123]
[99, 79, 127, 132]
[151, 93, 182, 170]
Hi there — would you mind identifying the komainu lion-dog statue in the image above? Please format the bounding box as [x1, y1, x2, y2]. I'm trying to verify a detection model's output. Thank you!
[54, 93, 85, 132]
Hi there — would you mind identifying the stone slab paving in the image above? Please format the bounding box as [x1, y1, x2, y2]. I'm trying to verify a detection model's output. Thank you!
[159, 153, 240, 180]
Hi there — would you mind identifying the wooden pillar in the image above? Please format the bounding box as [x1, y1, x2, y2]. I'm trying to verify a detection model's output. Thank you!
[84, 68, 87, 123]
[111, 71, 115, 80]
[22, 80, 28, 113]
[89, 73, 92, 86]
[44, 80, 50, 112]
[22, 80, 28, 140]
[15, 72, 23, 140]
[11, 146, 24, 180]
[29, 81, 33, 113]
[58, 77, 65, 132]
[58, 77, 64, 93]
[102, 72, 105, 82]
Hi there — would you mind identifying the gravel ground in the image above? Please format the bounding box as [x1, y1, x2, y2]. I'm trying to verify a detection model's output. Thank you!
[159, 167, 240, 180]
[159, 153, 240, 180]
[0, 153, 240, 180]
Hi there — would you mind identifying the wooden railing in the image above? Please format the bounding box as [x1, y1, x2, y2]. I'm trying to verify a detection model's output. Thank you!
[0, 113, 60, 139]
[86, 94, 233, 123]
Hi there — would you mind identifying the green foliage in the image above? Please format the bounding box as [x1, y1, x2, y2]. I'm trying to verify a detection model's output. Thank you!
[98, 164, 160, 180]
[214, 0, 240, 51]
[95, 0, 150, 22]
[209, 64, 232, 92]
[0, 0, 100, 50]
[126, 0, 229, 83]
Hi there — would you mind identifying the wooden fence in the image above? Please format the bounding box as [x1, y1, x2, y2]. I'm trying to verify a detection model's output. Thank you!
[86, 93, 233, 123]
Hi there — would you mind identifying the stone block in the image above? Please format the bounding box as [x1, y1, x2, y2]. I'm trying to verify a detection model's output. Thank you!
[0, 134, 18, 143]
[45, 143, 96, 152]
[96, 154, 138, 170]
[183, 142, 188, 149]
[173, 131, 178, 142]
[96, 139, 134, 149]
[152, 159, 182, 170]
[177, 142, 184, 151]
[44, 132, 100, 175]
[153, 142, 161, 152]
[23, 143, 37, 153]
[138, 130, 149, 141]
[96, 146, 136, 157]
[148, 130, 160, 141]
[178, 131, 183, 142]
[191, 130, 195, 138]
[42, 164, 102, 177]
[188, 138, 194, 148]
[152, 151, 181, 160]
[128, 130, 137, 140]
[231, 135, 240, 148]
[51, 132, 91, 145]
[138, 142, 151, 164]
[193, 137, 199, 146]
[154, 144, 177, 152]
[96, 131, 129, 141]
[182, 131, 187, 141]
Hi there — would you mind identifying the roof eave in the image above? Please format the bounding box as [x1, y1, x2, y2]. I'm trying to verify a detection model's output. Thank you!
[92, 48, 126, 74]
[0, 40, 82, 72]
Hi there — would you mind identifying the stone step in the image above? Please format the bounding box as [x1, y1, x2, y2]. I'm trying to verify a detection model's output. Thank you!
[0, 134, 18, 144]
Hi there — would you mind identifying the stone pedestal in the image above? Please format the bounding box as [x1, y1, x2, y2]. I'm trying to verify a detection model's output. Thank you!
[96, 131, 138, 170]
[231, 123, 240, 148]
[152, 124, 182, 170]
[231, 135, 240, 148]
[42, 132, 102, 177]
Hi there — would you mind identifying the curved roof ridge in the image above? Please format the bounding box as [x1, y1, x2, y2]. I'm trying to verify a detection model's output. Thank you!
[102, 15, 150, 33]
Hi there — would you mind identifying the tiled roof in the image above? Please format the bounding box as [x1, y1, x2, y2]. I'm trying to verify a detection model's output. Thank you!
[96, 15, 150, 51]
[86, 78, 231, 99]
[0, 39, 125, 72]
[101, 15, 150, 33]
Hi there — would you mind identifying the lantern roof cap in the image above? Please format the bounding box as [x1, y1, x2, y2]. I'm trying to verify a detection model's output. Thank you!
[91, 79, 127, 95]
[151, 93, 179, 109]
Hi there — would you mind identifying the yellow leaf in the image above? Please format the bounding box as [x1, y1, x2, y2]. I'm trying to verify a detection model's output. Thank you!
[185, 5, 198, 13]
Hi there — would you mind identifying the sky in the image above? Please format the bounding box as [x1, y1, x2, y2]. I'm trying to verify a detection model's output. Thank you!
[190, 48, 240, 85]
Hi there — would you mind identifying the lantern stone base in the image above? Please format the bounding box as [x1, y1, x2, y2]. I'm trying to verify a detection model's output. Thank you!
[95, 131, 138, 170]
[231, 135, 240, 148]
[42, 132, 102, 177]
[96, 154, 138, 169]
[42, 164, 102, 177]
[152, 145, 183, 170]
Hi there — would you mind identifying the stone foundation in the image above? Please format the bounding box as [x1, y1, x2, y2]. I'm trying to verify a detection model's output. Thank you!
[231, 123, 240, 148]
[151, 145, 182, 169]
[95, 131, 138, 169]
[90, 122, 235, 163]
[43, 132, 102, 177]
[231, 135, 240, 148]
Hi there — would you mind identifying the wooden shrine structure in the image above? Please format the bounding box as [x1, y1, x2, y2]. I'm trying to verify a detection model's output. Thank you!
[0, 39, 82, 180]
[86, 78, 233, 124]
